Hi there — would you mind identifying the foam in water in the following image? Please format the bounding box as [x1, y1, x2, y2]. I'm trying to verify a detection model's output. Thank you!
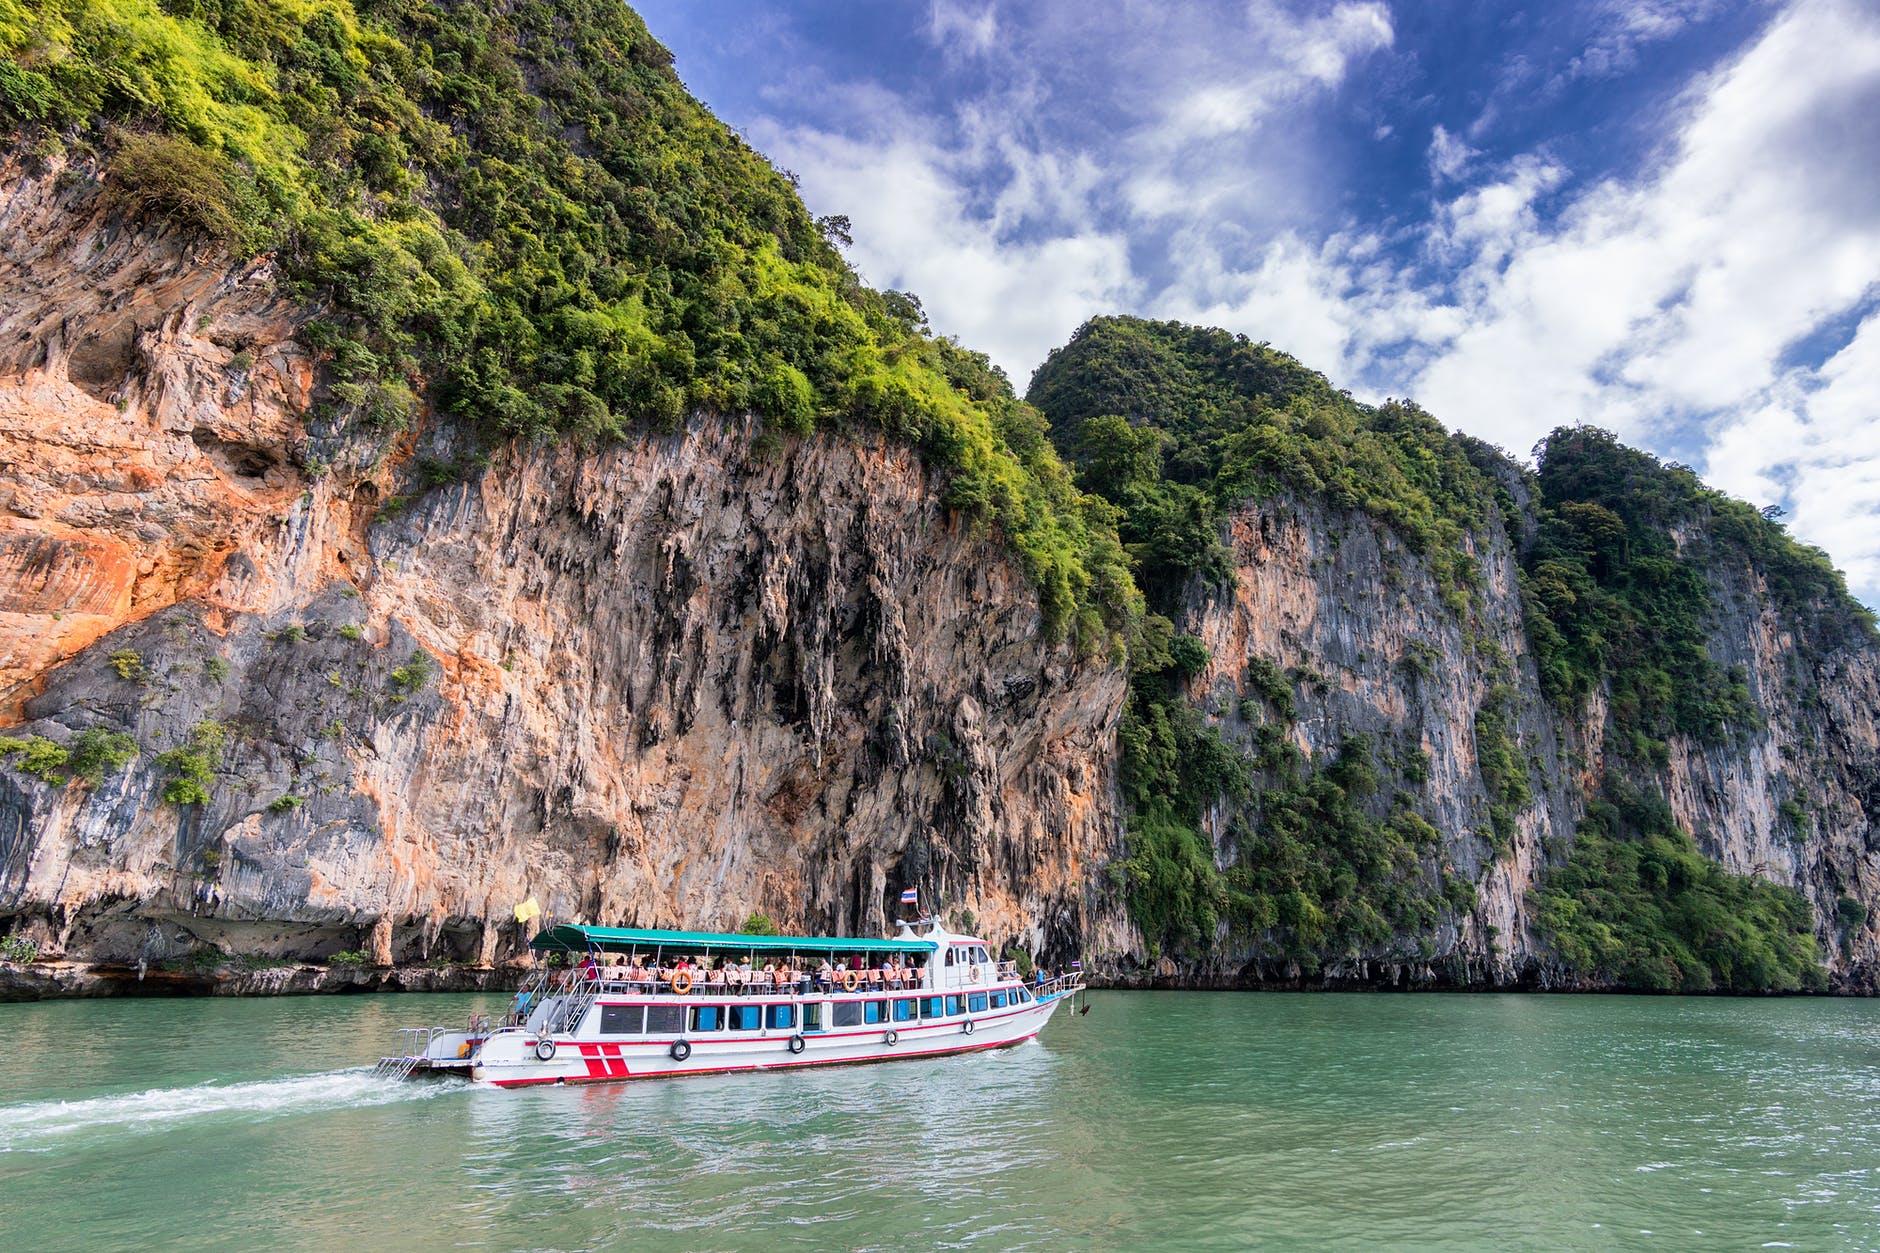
[0, 1068, 459, 1152]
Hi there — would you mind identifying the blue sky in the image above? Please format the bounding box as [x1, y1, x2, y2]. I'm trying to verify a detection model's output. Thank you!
[637, 0, 1880, 600]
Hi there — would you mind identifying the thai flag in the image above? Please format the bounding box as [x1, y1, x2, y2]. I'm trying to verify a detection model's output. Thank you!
[900, 887, 919, 905]
[1070, 959, 1082, 970]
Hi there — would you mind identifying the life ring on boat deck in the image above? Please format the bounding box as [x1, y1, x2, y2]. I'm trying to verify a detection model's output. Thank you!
[670, 1039, 692, 1062]
[840, 969, 860, 992]
[967, 965, 982, 984]
[535, 1038, 557, 1061]
[962, 1018, 976, 1036]
[788, 1034, 807, 1055]
[670, 971, 693, 995]
[883, 1029, 898, 1047]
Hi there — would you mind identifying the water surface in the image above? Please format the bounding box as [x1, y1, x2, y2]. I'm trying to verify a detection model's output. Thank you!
[3, 991, 1876, 1249]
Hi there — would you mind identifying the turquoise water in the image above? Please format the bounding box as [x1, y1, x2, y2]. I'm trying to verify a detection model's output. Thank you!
[2, 991, 1877, 1249]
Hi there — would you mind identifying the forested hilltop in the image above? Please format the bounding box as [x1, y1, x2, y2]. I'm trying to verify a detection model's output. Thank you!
[0, 3, 1876, 994]
[1031, 317, 1879, 993]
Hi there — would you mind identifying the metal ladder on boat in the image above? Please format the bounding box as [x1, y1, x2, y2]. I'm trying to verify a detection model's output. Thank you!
[549, 979, 602, 1037]
[374, 1027, 444, 1079]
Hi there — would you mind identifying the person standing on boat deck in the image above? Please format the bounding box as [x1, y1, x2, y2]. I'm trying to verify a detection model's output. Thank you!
[816, 958, 834, 991]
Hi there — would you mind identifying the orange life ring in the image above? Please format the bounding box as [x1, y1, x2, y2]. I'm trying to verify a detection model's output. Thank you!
[670, 970, 693, 995]
[840, 969, 860, 992]
[967, 965, 982, 984]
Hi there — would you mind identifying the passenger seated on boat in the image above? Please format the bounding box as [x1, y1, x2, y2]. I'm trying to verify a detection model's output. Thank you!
[815, 959, 834, 991]
[771, 965, 791, 988]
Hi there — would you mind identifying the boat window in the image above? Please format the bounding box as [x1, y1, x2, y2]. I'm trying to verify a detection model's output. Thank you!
[945, 996, 963, 1016]
[944, 948, 954, 966]
[1016, 987, 1031, 1003]
[892, 998, 916, 1022]
[691, 1005, 722, 1032]
[968, 993, 988, 1013]
[990, 991, 1007, 1009]
[729, 1004, 762, 1031]
[766, 1003, 794, 1030]
[922, 996, 944, 1019]
[862, 1000, 883, 1024]
[802, 1002, 824, 1032]
[600, 1004, 645, 1035]
[831, 1001, 863, 1028]
[645, 1004, 685, 1035]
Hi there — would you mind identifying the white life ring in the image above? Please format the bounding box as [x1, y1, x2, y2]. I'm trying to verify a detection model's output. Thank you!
[534, 1038, 557, 1061]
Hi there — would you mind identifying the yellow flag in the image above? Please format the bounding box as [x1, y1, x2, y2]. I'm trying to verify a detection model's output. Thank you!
[513, 897, 541, 923]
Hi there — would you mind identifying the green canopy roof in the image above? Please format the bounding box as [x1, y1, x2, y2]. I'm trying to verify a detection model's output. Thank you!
[530, 924, 938, 956]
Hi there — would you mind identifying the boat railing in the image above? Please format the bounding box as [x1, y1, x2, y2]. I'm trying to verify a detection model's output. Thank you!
[1033, 972, 1086, 1000]
[374, 1026, 445, 1078]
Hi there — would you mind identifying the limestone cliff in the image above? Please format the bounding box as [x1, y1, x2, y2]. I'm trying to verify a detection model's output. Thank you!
[1169, 491, 1879, 991]
[0, 156, 1127, 975]
[1028, 315, 1880, 994]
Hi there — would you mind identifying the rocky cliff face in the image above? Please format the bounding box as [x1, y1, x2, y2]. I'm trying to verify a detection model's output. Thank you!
[1166, 490, 1880, 990]
[0, 157, 1127, 974]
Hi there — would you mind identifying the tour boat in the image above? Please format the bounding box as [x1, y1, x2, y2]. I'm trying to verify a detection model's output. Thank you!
[375, 918, 1084, 1087]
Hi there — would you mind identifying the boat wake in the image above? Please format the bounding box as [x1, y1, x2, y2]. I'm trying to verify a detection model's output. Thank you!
[0, 1068, 459, 1152]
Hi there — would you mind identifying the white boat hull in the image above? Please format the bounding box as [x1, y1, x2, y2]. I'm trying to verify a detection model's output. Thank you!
[465, 992, 1067, 1087]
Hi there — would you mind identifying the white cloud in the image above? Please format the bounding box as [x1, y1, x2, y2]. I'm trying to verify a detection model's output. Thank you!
[1569, 0, 1729, 81]
[928, 1, 999, 61]
[1427, 125, 1478, 182]
[1704, 312, 1880, 592]
[1411, 0, 1880, 456]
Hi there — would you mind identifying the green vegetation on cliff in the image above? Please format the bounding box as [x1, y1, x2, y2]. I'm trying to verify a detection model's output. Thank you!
[1521, 426, 1874, 759]
[1533, 775, 1822, 992]
[0, 0, 1132, 642]
[1029, 317, 1499, 613]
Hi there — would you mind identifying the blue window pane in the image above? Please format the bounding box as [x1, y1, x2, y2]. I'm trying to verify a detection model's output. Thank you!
[863, 1000, 881, 1024]
[990, 992, 1007, 1009]
[732, 1005, 761, 1030]
[968, 994, 988, 1013]
[946, 996, 963, 1016]
[893, 999, 915, 1022]
[923, 997, 944, 1018]
[766, 1004, 794, 1030]
[694, 1006, 719, 1030]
